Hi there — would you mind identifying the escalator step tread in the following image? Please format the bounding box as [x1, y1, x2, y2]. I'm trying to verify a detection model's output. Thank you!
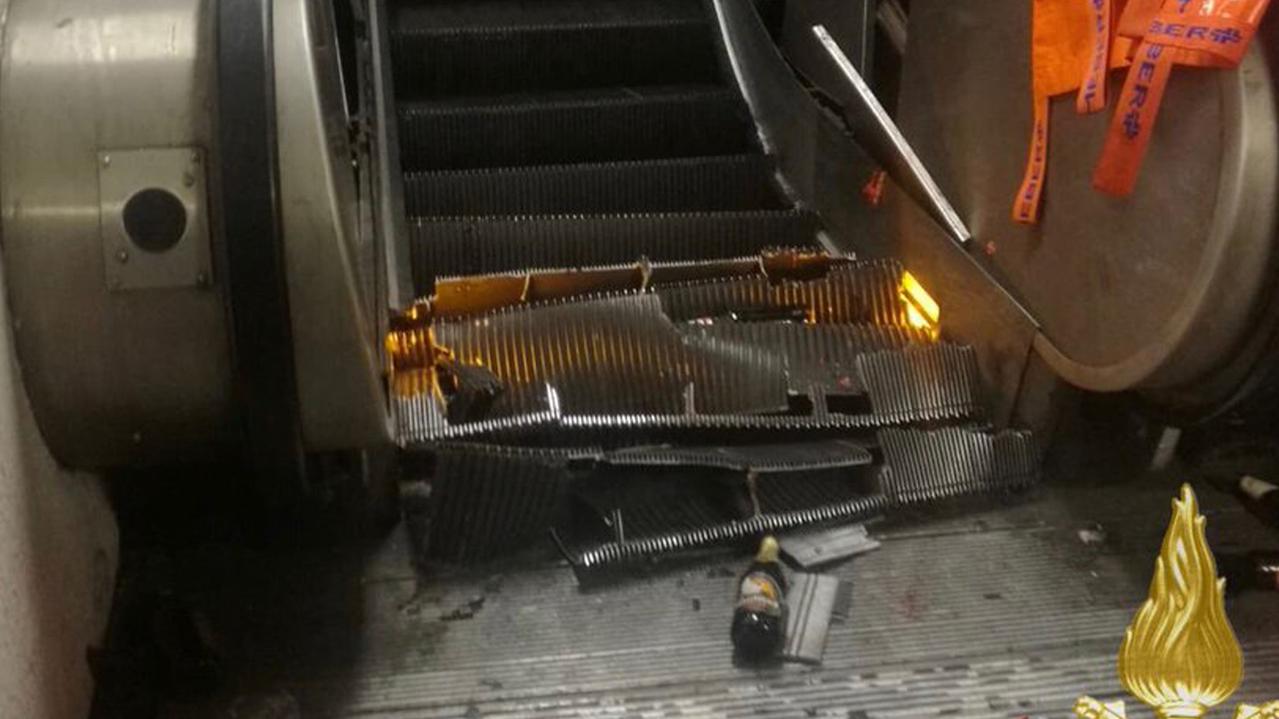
[409, 210, 821, 293]
[404, 155, 787, 217]
[391, 0, 706, 32]
[390, 19, 718, 99]
[398, 86, 753, 171]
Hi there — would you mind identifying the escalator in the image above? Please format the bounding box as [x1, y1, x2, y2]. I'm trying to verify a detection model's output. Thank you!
[391, 0, 804, 287]
[380, 0, 1040, 571]
[0, 0, 1270, 716]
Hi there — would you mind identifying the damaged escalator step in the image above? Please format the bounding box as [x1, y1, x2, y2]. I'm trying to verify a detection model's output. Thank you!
[658, 258, 908, 326]
[565, 494, 889, 571]
[392, 388, 978, 445]
[389, 342, 984, 445]
[415, 444, 586, 564]
[599, 440, 874, 474]
[878, 426, 1042, 504]
[390, 0, 717, 99]
[858, 344, 982, 422]
[409, 210, 820, 294]
[431, 293, 792, 420]
[685, 323, 934, 397]
[398, 86, 754, 172]
[403, 155, 786, 217]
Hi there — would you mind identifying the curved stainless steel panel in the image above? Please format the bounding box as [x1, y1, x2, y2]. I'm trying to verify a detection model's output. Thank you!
[896, 1, 1279, 396]
[0, 0, 235, 466]
[273, 0, 389, 449]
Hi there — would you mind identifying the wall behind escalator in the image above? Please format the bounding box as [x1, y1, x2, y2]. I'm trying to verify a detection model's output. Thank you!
[0, 258, 118, 719]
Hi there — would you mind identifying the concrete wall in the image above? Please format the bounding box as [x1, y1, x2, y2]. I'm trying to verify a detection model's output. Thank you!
[0, 263, 119, 719]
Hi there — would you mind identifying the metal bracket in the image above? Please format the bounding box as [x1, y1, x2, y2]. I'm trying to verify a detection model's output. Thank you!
[812, 24, 972, 246]
[98, 147, 212, 291]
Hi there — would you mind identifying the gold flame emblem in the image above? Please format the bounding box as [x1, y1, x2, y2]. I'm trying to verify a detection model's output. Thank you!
[1075, 485, 1277, 719]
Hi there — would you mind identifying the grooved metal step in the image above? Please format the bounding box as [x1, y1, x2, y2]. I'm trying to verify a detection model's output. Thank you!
[392, 0, 706, 32]
[423, 444, 573, 563]
[657, 258, 908, 326]
[879, 427, 1042, 503]
[398, 86, 753, 172]
[685, 322, 933, 396]
[390, 8, 717, 99]
[409, 210, 820, 293]
[430, 294, 791, 420]
[403, 155, 786, 217]
[390, 335, 982, 444]
[564, 493, 889, 571]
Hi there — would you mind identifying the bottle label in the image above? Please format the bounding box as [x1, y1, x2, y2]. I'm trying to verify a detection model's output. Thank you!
[737, 571, 783, 618]
[1240, 475, 1278, 501]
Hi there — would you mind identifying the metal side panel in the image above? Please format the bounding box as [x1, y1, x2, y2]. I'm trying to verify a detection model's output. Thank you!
[898, 1, 1279, 397]
[274, 0, 389, 450]
[706, 0, 1043, 428]
[367, 0, 415, 313]
[0, 0, 236, 466]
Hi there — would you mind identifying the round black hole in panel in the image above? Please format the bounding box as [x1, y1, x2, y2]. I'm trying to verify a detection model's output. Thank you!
[123, 188, 187, 254]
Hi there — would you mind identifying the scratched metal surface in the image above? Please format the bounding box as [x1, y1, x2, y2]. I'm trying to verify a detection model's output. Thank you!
[162, 475, 1279, 719]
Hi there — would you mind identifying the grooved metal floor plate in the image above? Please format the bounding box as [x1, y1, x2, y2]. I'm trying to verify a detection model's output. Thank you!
[161, 474, 1279, 719]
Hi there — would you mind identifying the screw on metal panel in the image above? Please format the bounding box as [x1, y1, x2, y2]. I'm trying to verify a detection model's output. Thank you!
[191, 151, 201, 164]
[115, 249, 129, 263]
[183, 172, 196, 188]
[196, 272, 209, 287]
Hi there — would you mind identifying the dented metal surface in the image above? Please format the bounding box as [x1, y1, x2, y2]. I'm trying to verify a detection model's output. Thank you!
[685, 322, 933, 396]
[859, 344, 982, 422]
[391, 342, 984, 443]
[565, 493, 889, 570]
[433, 293, 791, 418]
[879, 426, 1042, 504]
[599, 440, 874, 472]
[658, 257, 907, 325]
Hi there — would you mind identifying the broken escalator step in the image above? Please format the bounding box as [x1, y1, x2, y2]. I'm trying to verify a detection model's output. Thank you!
[877, 426, 1041, 505]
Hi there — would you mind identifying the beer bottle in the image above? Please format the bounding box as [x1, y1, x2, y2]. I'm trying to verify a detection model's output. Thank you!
[1217, 550, 1279, 595]
[1233, 475, 1279, 528]
[731, 536, 787, 662]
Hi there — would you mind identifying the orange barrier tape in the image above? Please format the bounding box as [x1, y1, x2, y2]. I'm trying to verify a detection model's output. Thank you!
[1014, 97, 1050, 224]
[1093, 0, 1269, 197]
[1013, 0, 1131, 224]
[1078, 0, 1115, 114]
[1092, 41, 1176, 196]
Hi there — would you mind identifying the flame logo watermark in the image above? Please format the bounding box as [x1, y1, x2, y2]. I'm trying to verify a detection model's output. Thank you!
[1075, 485, 1278, 719]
